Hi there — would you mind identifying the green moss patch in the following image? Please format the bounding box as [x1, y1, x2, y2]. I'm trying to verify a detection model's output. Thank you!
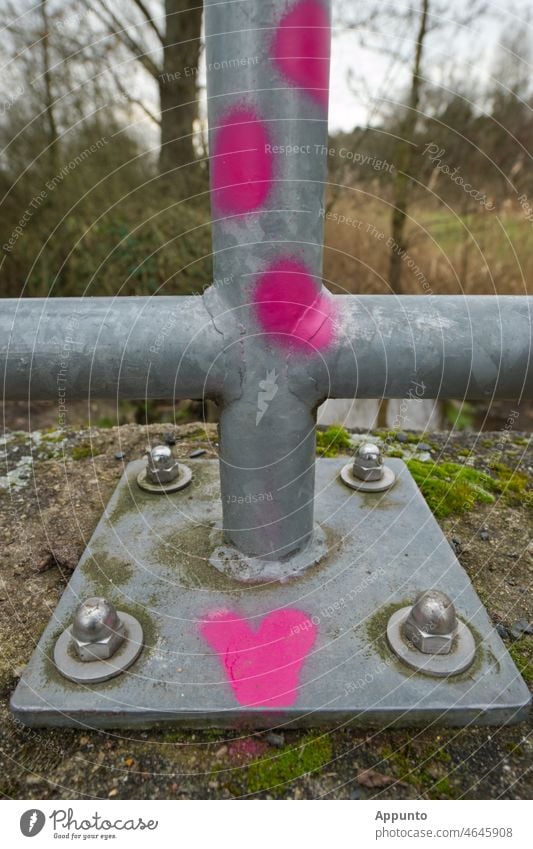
[381, 430, 435, 447]
[316, 426, 352, 457]
[380, 742, 458, 798]
[488, 462, 533, 510]
[71, 443, 103, 460]
[508, 638, 533, 686]
[246, 734, 332, 795]
[406, 459, 532, 519]
[406, 460, 496, 518]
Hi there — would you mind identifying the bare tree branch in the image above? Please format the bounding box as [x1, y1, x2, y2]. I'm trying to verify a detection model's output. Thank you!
[108, 64, 161, 125]
[130, 0, 163, 44]
[88, 0, 162, 79]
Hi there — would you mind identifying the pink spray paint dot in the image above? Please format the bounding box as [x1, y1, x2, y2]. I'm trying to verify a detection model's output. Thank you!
[211, 106, 274, 214]
[272, 0, 331, 109]
[227, 737, 269, 764]
[254, 257, 335, 352]
[200, 608, 317, 708]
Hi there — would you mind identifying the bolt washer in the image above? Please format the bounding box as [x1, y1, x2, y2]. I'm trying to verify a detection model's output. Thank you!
[340, 462, 396, 492]
[137, 463, 192, 493]
[386, 606, 476, 677]
[54, 612, 143, 684]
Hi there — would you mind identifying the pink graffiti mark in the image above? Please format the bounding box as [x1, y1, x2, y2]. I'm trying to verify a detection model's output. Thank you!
[201, 608, 317, 708]
[254, 257, 335, 351]
[211, 106, 273, 214]
[227, 737, 269, 764]
[272, 0, 330, 109]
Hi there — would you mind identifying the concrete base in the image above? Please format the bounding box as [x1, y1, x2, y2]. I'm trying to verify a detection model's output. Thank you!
[11, 459, 530, 728]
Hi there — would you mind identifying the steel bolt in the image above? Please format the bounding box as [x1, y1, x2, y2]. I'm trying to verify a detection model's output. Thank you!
[403, 589, 458, 655]
[386, 589, 476, 675]
[352, 442, 384, 482]
[71, 597, 125, 662]
[146, 444, 181, 485]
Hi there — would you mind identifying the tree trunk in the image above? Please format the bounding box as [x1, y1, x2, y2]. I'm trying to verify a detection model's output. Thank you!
[388, 0, 429, 294]
[39, 0, 60, 175]
[158, 0, 203, 185]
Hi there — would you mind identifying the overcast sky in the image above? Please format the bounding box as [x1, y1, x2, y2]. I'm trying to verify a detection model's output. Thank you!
[327, 0, 532, 131]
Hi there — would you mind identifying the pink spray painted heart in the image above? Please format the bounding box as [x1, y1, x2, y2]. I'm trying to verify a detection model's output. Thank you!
[201, 608, 317, 707]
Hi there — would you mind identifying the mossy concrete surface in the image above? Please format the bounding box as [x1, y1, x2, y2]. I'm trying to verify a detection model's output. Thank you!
[0, 424, 531, 799]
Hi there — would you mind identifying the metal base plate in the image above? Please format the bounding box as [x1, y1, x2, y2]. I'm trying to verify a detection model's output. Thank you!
[11, 459, 530, 728]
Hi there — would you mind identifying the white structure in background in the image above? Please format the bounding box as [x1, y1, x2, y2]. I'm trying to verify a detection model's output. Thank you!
[318, 398, 443, 430]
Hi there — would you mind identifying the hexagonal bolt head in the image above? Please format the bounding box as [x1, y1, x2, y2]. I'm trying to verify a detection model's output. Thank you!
[71, 597, 125, 662]
[403, 589, 458, 655]
[352, 442, 384, 481]
[146, 444, 181, 485]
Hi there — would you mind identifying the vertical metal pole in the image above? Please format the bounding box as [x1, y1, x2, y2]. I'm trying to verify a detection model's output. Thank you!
[204, 0, 332, 563]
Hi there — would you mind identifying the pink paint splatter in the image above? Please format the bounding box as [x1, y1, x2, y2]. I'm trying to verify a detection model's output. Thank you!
[201, 608, 317, 708]
[272, 0, 330, 109]
[254, 257, 335, 351]
[211, 106, 273, 214]
[227, 737, 269, 764]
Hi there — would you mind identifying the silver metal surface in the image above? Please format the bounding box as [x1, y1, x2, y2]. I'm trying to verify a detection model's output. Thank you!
[209, 525, 328, 584]
[203, 0, 332, 562]
[2, 296, 531, 403]
[0, 297, 221, 401]
[146, 445, 181, 484]
[10, 459, 530, 728]
[340, 462, 396, 492]
[404, 589, 458, 654]
[387, 607, 476, 677]
[137, 445, 192, 494]
[353, 442, 384, 481]
[54, 612, 143, 684]
[319, 295, 533, 400]
[136, 444, 192, 493]
[71, 597, 125, 661]
[1, 295, 532, 568]
[137, 463, 192, 493]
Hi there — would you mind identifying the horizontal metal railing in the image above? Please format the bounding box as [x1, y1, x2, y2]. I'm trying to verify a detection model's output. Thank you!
[2, 295, 531, 402]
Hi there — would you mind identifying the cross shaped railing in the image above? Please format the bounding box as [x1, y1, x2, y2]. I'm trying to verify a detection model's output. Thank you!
[1, 0, 532, 580]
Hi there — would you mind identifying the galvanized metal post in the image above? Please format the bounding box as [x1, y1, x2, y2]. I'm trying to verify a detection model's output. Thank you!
[204, 0, 333, 562]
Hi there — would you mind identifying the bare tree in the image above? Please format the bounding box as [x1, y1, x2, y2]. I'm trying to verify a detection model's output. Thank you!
[89, 0, 203, 186]
[388, 0, 429, 294]
[38, 0, 60, 173]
